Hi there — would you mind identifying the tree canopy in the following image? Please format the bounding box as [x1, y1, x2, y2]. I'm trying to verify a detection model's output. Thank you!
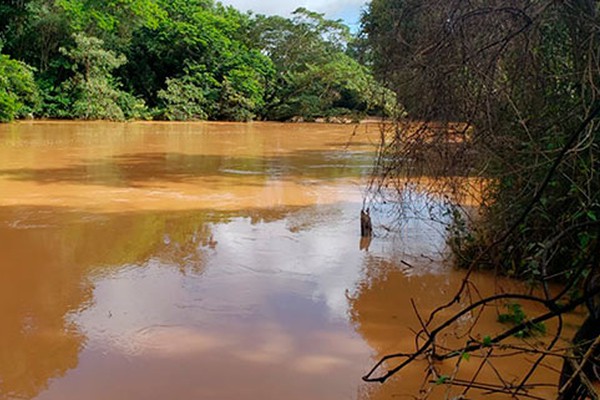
[0, 0, 393, 122]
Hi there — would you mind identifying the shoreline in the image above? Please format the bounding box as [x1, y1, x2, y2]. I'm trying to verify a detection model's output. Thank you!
[4, 116, 389, 125]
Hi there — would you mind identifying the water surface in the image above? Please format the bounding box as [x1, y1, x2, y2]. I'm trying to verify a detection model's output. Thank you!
[0, 122, 576, 399]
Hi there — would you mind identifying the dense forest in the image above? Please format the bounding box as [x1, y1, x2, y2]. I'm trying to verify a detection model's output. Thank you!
[0, 0, 394, 122]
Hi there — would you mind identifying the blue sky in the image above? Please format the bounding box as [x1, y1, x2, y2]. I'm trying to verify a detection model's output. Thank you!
[218, 0, 367, 31]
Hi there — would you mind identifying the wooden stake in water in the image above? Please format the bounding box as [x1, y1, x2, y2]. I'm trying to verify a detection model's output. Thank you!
[360, 208, 373, 238]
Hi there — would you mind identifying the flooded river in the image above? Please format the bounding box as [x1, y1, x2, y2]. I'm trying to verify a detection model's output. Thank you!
[0, 122, 579, 399]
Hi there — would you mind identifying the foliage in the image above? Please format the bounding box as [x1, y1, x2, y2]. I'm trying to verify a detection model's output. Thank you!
[248, 8, 397, 121]
[123, 0, 275, 120]
[0, 0, 72, 73]
[0, 52, 39, 122]
[156, 71, 212, 121]
[0, 0, 387, 122]
[55, 0, 167, 42]
[497, 303, 546, 338]
[59, 33, 146, 120]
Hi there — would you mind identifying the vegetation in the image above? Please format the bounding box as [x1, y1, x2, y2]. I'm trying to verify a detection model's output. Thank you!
[497, 303, 546, 338]
[362, 0, 600, 398]
[0, 50, 38, 122]
[364, 0, 600, 281]
[248, 8, 396, 121]
[59, 33, 147, 120]
[3, 0, 598, 397]
[0, 0, 392, 122]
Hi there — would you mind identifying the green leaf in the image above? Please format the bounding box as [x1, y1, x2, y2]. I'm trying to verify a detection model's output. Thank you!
[587, 211, 597, 222]
[482, 336, 492, 347]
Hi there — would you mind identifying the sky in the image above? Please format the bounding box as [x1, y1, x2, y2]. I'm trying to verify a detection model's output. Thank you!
[218, 0, 368, 31]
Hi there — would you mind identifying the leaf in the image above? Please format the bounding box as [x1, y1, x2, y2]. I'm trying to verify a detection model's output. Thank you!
[482, 335, 492, 347]
[435, 375, 449, 385]
[587, 211, 597, 222]
[579, 232, 590, 248]
[461, 352, 471, 361]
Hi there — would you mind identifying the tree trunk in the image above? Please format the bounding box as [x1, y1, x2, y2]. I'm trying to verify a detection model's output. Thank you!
[558, 315, 600, 400]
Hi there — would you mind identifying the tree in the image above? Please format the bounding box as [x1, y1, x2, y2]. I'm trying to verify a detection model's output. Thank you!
[0, 1, 386, 121]
[59, 33, 146, 120]
[0, 51, 39, 122]
[123, 0, 275, 120]
[156, 65, 214, 121]
[0, 0, 71, 73]
[55, 0, 166, 43]
[362, 0, 600, 397]
[249, 8, 396, 121]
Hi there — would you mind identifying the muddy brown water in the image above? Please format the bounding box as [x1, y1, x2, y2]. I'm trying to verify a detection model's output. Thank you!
[0, 122, 582, 399]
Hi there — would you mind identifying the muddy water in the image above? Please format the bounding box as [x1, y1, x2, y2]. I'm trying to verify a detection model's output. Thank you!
[0, 122, 576, 400]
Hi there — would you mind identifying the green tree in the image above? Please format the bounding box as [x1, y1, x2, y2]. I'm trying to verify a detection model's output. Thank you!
[0, 51, 39, 122]
[59, 33, 146, 120]
[156, 66, 214, 121]
[0, 0, 72, 74]
[249, 8, 395, 120]
[55, 0, 166, 43]
[127, 1, 274, 120]
[0, 1, 386, 122]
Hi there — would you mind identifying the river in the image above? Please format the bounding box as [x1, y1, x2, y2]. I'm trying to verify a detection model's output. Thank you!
[0, 122, 580, 399]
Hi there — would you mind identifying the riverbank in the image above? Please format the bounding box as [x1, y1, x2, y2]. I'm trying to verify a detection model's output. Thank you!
[5, 115, 389, 125]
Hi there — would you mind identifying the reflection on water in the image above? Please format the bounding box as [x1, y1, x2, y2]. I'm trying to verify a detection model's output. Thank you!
[0, 122, 569, 399]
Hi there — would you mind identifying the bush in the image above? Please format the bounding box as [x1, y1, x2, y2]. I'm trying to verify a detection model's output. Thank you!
[60, 33, 147, 120]
[156, 75, 209, 121]
[0, 52, 39, 122]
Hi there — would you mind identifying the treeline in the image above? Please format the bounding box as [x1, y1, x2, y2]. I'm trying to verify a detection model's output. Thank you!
[0, 0, 395, 122]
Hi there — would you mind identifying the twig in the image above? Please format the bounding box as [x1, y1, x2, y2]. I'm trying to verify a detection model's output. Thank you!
[558, 334, 600, 398]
